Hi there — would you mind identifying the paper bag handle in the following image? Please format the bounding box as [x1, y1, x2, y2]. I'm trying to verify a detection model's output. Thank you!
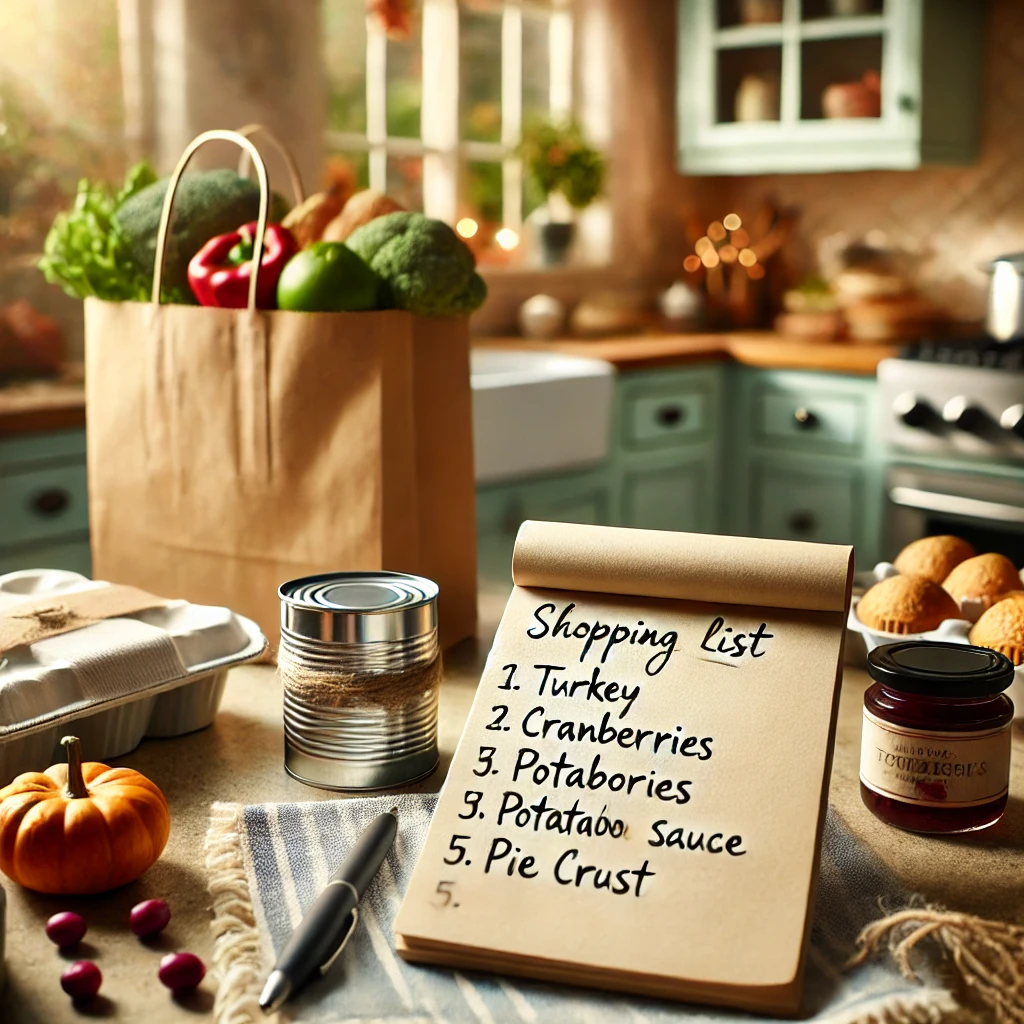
[151, 128, 272, 311]
[234, 123, 306, 205]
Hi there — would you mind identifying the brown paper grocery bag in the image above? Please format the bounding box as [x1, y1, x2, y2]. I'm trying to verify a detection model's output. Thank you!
[84, 129, 476, 649]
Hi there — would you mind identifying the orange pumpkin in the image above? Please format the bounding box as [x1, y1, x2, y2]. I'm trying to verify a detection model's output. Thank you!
[0, 736, 170, 894]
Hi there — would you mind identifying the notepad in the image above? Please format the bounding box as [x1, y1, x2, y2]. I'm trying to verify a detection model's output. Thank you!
[395, 522, 854, 1015]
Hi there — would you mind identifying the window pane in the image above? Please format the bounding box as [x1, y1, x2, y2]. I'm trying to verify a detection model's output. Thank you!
[459, 159, 525, 267]
[801, 36, 883, 120]
[0, 0, 125, 355]
[460, 8, 502, 143]
[323, 0, 367, 133]
[462, 159, 503, 227]
[717, 46, 782, 123]
[522, 14, 551, 127]
[387, 156, 422, 211]
[325, 151, 370, 194]
[387, 31, 422, 138]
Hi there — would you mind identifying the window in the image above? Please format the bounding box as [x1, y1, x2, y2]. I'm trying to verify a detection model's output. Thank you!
[323, 0, 574, 265]
[0, 0, 126, 354]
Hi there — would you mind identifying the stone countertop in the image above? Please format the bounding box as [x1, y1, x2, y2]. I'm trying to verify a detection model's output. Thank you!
[475, 331, 899, 375]
[4, 588, 1022, 1022]
[0, 373, 85, 437]
[0, 332, 897, 443]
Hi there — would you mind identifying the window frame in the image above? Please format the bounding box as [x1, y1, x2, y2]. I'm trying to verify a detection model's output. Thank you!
[324, 0, 574, 234]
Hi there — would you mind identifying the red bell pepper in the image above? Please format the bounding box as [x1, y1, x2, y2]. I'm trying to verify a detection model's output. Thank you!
[187, 221, 298, 309]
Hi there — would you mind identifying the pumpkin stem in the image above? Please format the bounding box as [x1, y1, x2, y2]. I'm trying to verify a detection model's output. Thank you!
[61, 736, 88, 799]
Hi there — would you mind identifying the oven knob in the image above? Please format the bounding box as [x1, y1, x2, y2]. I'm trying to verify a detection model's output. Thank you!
[942, 396, 988, 432]
[892, 392, 934, 428]
[1000, 403, 1024, 439]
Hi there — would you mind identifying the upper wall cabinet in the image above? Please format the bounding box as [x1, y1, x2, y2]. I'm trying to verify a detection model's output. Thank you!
[677, 0, 986, 175]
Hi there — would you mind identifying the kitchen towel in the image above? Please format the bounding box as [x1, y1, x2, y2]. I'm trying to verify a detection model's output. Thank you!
[204, 795, 961, 1024]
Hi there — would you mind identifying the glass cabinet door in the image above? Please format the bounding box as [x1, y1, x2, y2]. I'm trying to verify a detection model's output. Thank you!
[678, 0, 981, 174]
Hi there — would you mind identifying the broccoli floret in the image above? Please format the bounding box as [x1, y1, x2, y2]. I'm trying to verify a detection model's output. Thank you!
[345, 212, 487, 317]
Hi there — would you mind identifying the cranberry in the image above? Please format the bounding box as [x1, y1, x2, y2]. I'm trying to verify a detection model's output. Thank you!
[45, 912, 87, 948]
[158, 952, 206, 992]
[60, 961, 102, 1000]
[130, 899, 172, 938]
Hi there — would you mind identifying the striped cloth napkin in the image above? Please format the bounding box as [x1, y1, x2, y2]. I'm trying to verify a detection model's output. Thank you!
[204, 795, 956, 1024]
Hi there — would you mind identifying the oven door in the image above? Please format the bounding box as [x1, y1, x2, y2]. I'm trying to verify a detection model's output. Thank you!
[885, 466, 1024, 564]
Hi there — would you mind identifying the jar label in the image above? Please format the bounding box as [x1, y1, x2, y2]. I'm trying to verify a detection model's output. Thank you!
[860, 709, 1011, 808]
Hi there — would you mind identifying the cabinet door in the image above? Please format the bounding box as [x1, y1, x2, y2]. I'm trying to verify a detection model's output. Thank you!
[678, 0, 982, 175]
[477, 474, 611, 584]
[621, 460, 714, 533]
[0, 538, 92, 577]
[751, 462, 860, 547]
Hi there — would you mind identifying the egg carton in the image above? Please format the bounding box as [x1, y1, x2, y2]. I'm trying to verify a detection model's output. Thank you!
[847, 590, 1024, 717]
[0, 569, 267, 783]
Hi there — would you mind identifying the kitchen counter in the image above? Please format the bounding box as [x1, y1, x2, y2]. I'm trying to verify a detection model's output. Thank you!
[476, 331, 899, 375]
[0, 333, 897, 442]
[0, 376, 86, 436]
[4, 588, 1022, 1023]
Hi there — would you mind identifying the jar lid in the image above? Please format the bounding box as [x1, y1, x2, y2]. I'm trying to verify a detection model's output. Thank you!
[868, 641, 1015, 697]
[279, 571, 438, 644]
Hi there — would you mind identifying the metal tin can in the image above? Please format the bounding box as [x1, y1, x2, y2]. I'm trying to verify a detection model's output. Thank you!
[278, 572, 441, 790]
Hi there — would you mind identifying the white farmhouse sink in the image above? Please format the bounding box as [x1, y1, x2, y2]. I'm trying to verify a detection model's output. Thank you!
[470, 348, 615, 484]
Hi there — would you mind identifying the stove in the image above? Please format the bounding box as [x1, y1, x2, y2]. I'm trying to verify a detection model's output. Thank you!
[878, 336, 1024, 564]
[878, 337, 1024, 460]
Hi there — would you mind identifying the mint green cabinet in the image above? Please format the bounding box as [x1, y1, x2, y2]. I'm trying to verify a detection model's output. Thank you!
[0, 429, 91, 576]
[750, 460, 859, 545]
[678, 0, 985, 175]
[611, 365, 723, 532]
[620, 458, 715, 533]
[726, 368, 883, 566]
[476, 468, 612, 583]
[475, 365, 723, 583]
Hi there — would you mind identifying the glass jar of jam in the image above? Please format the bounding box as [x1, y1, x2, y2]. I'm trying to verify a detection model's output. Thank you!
[861, 641, 1014, 834]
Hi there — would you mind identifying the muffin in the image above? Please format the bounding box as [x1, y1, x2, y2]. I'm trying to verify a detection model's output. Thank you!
[893, 535, 975, 584]
[942, 553, 1022, 612]
[969, 592, 1024, 665]
[856, 574, 962, 634]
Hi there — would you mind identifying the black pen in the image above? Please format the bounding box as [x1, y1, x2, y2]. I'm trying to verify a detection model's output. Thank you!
[259, 807, 398, 1013]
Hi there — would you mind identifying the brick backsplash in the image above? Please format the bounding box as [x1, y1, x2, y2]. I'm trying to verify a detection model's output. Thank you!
[703, 0, 1024, 324]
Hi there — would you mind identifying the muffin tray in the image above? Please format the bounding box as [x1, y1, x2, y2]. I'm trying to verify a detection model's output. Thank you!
[0, 569, 267, 783]
[848, 563, 1024, 717]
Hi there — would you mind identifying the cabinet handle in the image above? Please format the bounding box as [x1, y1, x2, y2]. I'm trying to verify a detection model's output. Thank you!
[656, 404, 685, 427]
[787, 510, 816, 535]
[31, 488, 71, 516]
[793, 407, 818, 430]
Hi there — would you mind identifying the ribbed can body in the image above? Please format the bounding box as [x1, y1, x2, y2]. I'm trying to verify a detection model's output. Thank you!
[278, 573, 441, 791]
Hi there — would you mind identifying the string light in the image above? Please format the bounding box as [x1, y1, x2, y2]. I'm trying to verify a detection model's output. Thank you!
[495, 227, 520, 251]
[456, 218, 478, 238]
[685, 213, 766, 281]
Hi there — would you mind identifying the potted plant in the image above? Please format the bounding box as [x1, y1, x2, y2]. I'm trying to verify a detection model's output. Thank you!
[519, 118, 605, 266]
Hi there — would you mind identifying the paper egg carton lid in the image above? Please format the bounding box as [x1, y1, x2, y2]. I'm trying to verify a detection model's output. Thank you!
[0, 570, 267, 740]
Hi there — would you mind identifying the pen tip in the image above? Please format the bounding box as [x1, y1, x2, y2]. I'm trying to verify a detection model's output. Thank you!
[259, 971, 292, 1014]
